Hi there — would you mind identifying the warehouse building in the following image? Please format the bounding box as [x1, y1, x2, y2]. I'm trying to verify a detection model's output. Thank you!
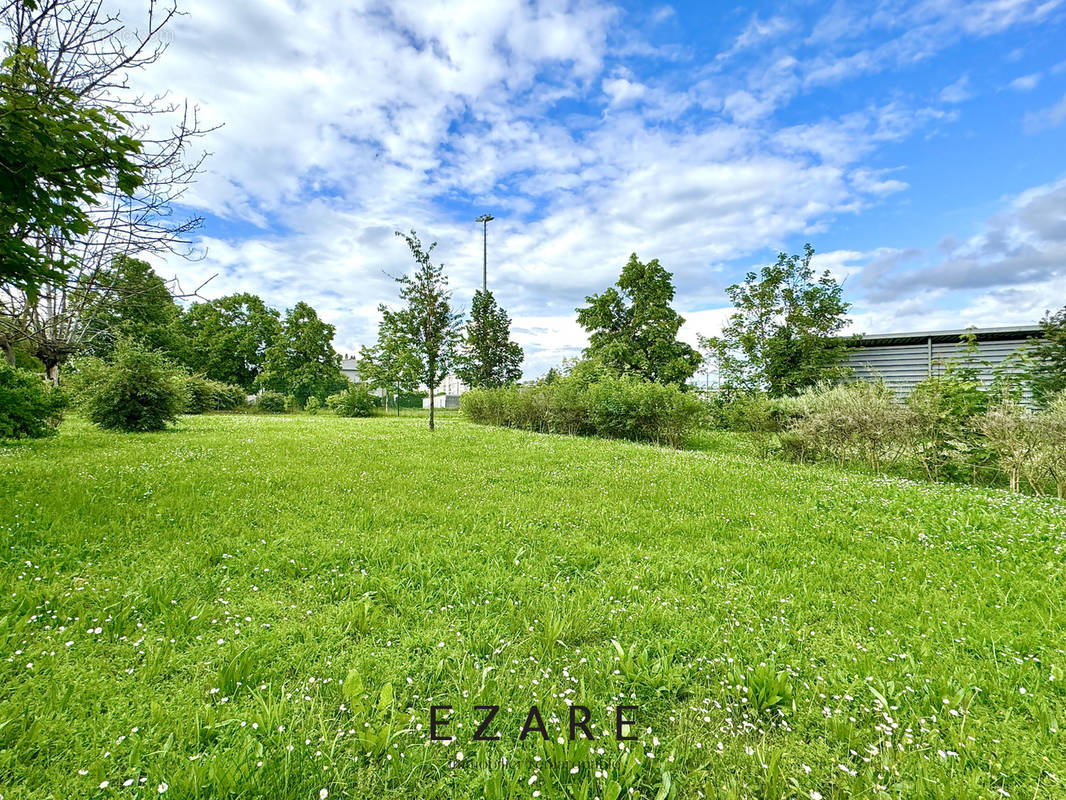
[845, 324, 1044, 398]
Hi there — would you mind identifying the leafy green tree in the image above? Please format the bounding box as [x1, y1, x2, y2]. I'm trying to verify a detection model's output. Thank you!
[577, 254, 700, 386]
[456, 289, 523, 389]
[703, 244, 850, 396]
[176, 294, 281, 391]
[0, 43, 142, 289]
[258, 301, 345, 406]
[358, 312, 420, 415]
[80, 255, 181, 358]
[1027, 305, 1066, 406]
[385, 231, 463, 430]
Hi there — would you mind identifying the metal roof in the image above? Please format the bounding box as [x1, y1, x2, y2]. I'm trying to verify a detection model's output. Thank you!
[848, 324, 1044, 348]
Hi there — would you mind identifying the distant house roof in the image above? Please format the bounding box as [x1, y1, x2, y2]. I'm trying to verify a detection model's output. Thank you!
[848, 324, 1044, 348]
[340, 357, 360, 381]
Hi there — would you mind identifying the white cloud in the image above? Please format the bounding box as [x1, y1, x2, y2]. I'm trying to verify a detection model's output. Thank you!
[848, 168, 908, 196]
[803, 0, 1060, 89]
[724, 14, 796, 56]
[1009, 72, 1042, 91]
[602, 75, 647, 107]
[1024, 92, 1066, 131]
[940, 75, 973, 103]
[650, 5, 675, 24]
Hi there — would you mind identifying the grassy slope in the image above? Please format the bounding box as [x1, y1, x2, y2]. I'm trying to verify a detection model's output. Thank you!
[0, 415, 1064, 799]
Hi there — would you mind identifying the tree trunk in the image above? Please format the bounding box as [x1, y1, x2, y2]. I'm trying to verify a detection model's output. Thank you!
[0, 337, 14, 367]
[44, 360, 61, 386]
[428, 383, 435, 430]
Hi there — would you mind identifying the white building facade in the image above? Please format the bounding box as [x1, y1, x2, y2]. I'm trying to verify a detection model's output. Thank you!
[422, 374, 468, 409]
[341, 354, 467, 408]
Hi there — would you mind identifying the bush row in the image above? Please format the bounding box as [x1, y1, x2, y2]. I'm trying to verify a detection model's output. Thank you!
[715, 378, 1066, 496]
[9, 339, 386, 436]
[462, 376, 705, 448]
[251, 386, 379, 416]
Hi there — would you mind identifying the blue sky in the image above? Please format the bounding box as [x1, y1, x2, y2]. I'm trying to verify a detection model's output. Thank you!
[132, 0, 1066, 377]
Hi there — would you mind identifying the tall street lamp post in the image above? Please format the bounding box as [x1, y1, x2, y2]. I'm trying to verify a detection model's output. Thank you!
[475, 214, 494, 291]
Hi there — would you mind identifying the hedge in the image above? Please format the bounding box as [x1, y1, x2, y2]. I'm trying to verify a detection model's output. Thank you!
[462, 375, 705, 448]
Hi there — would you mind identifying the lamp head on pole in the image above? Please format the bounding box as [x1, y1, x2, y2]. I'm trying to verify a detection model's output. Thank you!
[475, 214, 495, 224]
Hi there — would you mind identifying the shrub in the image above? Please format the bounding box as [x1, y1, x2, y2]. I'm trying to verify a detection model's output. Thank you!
[586, 377, 691, 444]
[659, 389, 709, 449]
[256, 391, 286, 413]
[510, 384, 550, 431]
[979, 399, 1038, 493]
[181, 374, 215, 414]
[306, 396, 322, 414]
[1026, 305, 1066, 406]
[776, 382, 910, 472]
[463, 387, 522, 428]
[181, 375, 248, 413]
[1035, 391, 1066, 498]
[214, 383, 248, 411]
[546, 378, 590, 436]
[327, 384, 377, 417]
[77, 340, 186, 432]
[0, 362, 66, 439]
[713, 392, 782, 433]
[285, 394, 300, 413]
[905, 374, 989, 482]
[457, 387, 491, 425]
[65, 356, 107, 407]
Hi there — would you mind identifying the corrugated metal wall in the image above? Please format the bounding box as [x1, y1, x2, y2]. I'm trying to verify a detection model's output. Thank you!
[846, 337, 1032, 397]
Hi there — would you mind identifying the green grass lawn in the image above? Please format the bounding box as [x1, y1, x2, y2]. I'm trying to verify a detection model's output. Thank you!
[1, 415, 1064, 799]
